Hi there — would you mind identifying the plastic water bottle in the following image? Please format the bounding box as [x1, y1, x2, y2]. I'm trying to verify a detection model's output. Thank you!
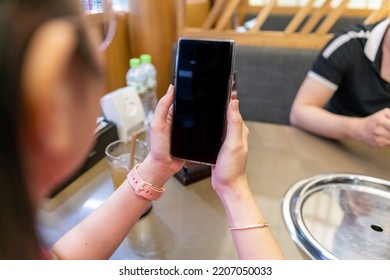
[126, 58, 148, 120]
[140, 54, 157, 123]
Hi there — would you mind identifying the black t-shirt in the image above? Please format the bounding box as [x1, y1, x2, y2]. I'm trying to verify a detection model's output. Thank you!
[309, 19, 390, 117]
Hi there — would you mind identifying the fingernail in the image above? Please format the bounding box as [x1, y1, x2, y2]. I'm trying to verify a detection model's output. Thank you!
[231, 99, 239, 110]
[168, 84, 174, 94]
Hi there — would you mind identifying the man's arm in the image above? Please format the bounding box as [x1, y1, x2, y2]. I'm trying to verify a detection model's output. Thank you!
[290, 76, 390, 147]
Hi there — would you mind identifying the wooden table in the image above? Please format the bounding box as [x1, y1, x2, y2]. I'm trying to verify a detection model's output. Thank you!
[38, 121, 390, 259]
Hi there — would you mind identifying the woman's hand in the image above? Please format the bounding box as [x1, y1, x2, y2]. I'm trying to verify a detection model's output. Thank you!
[138, 85, 184, 186]
[212, 99, 249, 194]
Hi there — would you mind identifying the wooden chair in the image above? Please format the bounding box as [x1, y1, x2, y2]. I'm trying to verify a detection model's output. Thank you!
[177, 0, 390, 50]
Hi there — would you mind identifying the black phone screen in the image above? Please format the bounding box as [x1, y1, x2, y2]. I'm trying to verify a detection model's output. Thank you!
[171, 38, 235, 165]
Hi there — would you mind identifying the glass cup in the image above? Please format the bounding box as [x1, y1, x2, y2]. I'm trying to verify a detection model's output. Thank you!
[127, 214, 175, 258]
[105, 138, 152, 217]
[105, 139, 148, 189]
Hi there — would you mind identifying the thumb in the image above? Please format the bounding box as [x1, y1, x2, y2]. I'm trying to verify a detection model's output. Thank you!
[224, 99, 243, 145]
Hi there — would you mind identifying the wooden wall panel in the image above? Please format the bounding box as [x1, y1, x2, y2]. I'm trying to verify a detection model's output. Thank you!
[104, 12, 131, 93]
[128, 0, 178, 99]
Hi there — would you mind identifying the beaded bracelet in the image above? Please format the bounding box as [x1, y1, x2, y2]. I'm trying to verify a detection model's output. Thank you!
[228, 221, 269, 230]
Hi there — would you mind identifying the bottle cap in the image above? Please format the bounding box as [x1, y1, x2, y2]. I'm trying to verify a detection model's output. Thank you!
[140, 54, 152, 63]
[130, 58, 140, 67]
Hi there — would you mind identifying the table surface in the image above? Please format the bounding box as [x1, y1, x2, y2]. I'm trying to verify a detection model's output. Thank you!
[38, 121, 390, 260]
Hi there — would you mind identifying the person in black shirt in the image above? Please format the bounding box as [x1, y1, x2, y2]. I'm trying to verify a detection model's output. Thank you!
[290, 18, 390, 148]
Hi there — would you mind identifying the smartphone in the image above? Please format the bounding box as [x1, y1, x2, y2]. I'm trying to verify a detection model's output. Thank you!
[170, 38, 236, 165]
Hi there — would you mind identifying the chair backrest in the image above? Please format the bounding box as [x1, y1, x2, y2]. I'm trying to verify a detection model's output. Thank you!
[235, 45, 319, 124]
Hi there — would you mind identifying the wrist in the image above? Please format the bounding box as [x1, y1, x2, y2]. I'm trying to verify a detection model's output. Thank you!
[345, 117, 362, 141]
[219, 187, 265, 226]
[213, 175, 249, 197]
[136, 154, 176, 188]
[127, 163, 165, 200]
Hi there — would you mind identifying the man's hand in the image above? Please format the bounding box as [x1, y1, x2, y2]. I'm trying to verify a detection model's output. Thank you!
[356, 108, 390, 148]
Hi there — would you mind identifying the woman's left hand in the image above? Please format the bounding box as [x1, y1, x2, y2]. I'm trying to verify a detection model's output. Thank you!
[146, 84, 184, 174]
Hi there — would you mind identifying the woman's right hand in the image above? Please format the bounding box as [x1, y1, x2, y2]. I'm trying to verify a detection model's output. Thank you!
[211, 99, 249, 195]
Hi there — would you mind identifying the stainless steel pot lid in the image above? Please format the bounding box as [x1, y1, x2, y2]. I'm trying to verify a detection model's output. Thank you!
[282, 173, 390, 260]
